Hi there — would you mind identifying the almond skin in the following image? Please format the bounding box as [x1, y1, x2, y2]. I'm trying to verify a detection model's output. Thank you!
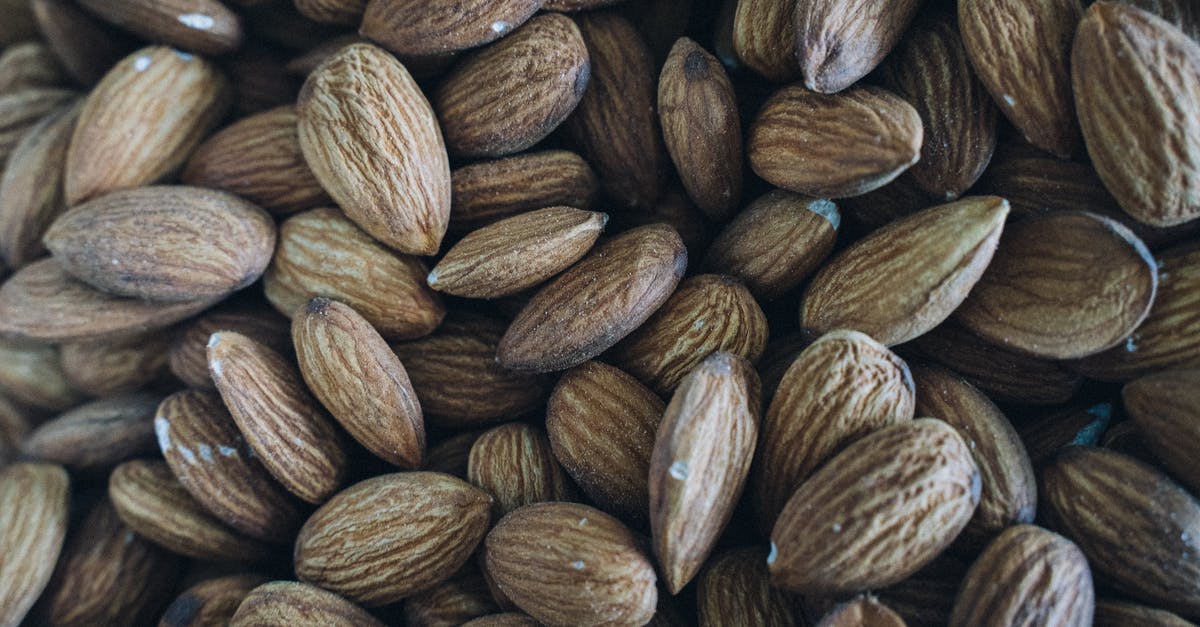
[403, 565, 500, 626]
[293, 297, 425, 469]
[1120, 0, 1200, 41]
[168, 299, 292, 389]
[696, 548, 799, 627]
[65, 46, 231, 205]
[44, 185, 276, 302]
[448, 150, 600, 233]
[362, 0, 541, 57]
[429, 207, 607, 299]
[794, 0, 923, 94]
[732, 0, 801, 82]
[0, 463, 69, 627]
[160, 574, 269, 627]
[294, 472, 493, 606]
[816, 596, 906, 627]
[1073, 2, 1200, 227]
[770, 419, 981, 595]
[467, 422, 576, 517]
[801, 196, 1009, 346]
[22, 393, 160, 471]
[1094, 599, 1195, 627]
[484, 502, 658, 627]
[1124, 368, 1200, 493]
[60, 331, 170, 396]
[0, 99, 78, 269]
[298, 43, 451, 256]
[75, 0, 242, 55]
[0, 338, 84, 411]
[229, 581, 383, 627]
[0, 87, 76, 169]
[294, 0, 367, 25]
[748, 85, 923, 198]
[0, 42, 66, 91]
[498, 223, 687, 372]
[29, 0, 137, 86]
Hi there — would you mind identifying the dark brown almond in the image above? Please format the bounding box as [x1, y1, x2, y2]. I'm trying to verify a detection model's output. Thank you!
[0, 42, 64, 92]
[160, 573, 269, 627]
[732, 0, 800, 82]
[468, 422, 575, 517]
[838, 172, 937, 230]
[449, 150, 600, 233]
[59, 331, 171, 397]
[362, 0, 541, 57]
[0, 87, 75, 170]
[0, 463, 69, 627]
[22, 393, 160, 471]
[498, 223, 687, 372]
[168, 299, 291, 389]
[229, 581, 384, 626]
[1124, 368, 1200, 493]
[0, 338, 84, 411]
[611, 187, 713, 263]
[461, 614, 540, 627]
[224, 45, 301, 117]
[795, 0, 923, 94]
[75, 0, 243, 55]
[876, 555, 969, 627]
[1094, 598, 1196, 627]
[1018, 403, 1115, 467]
[30, 0, 137, 86]
[403, 565, 500, 627]
[294, 0, 367, 25]
[696, 548, 799, 627]
[425, 431, 484, 479]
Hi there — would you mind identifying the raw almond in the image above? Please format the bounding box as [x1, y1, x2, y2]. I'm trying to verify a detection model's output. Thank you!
[732, 0, 800, 82]
[425, 431, 482, 479]
[294, 0, 367, 25]
[229, 581, 383, 626]
[0, 87, 75, 169]
[294, 472, 492, 606]
[29, 0, 136, 86]
[800, 196, 1009, 346]
[1120, 0, 1200, 40]
[468, 422, 576, 517]
[696, 548, 799, 627]
[448, 150, 600, 233]
[0, 99, 77, 269]
[795, 0, 923, 94]
[1018, 403, 1115, 467]
[1124, 368, 1200, 493]
[75, 0, 243, 55]
[161, 573, 269, 627]
[298, 42, 451, 255]
[461, 615, 539, 627]
[1094, 599, 1195, 627]
[0, 395, 29, 469]
[816, 596, 905, 627]
[362, 0, 541, 57]
[0, 463, 69, 627]
[498, 223, 687, 372]
[59, 331, 171, 396]
[168, 298, 292, 389]
[0, 338, 84, 411]
[22, 393, 160, 471]
[403, 565, 500, 627]
[0, 42, 65, 91]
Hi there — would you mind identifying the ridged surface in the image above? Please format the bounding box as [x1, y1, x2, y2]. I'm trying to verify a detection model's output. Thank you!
[297, 43, 450, 255]
[611, 274, 768, 395]
[0, 99, 77, 269]
[0, 42, 65, 91]
[0, 463, 69, 627]
[60, 331, 170, 396]
[294, 297, 425, 468]
[160, 574, 268, 627]
[294, 472, 492, 606]
[816, 596, 906, 626]
[795, 0, 923, 93]
[30, 0, 135, 86]
[23, 393, 160, 471]
[498, 224, 687, 372]
[265, 208, 444, 340]
[0, 87, 75, 169]
[209, 331, 346, 504]
[468, 422, 575, 517]
[230, 581, 383, 626]
[109, 459, 272, 561]
[403, 565, 500, 626]
[76, 0, 242, 55]
[449, 150, 599, 232]
[801, 196, 1009, 346]
[770, 419, 980, 594]
[1121, 0, 1200, 40]
[363, 0, 541, 56]
[748, 85, 922, 198]
[1073, 2, 1200, 226]
[484, 502, 658, 627]
[1125, 368, 1200, 494]
[156, 389, 303, 541]
[45, 185, 276, 302]
[65, 46, 230, 205]
[949, 525, 1093, 627]
[295, 0, 367, 25]
[696, 548, 797, 627]
[753, 330, 914, 532]
[168, 298, 291, 389]
[0, 338, 83, 411]
[430, 206, 606, 299]
[650, 353, 758, 594]
[732, 0, 799, 81]
[1094, 599, 1195, 626]
[1042, 446, 1200, 615]
[183, 105, 331, 215]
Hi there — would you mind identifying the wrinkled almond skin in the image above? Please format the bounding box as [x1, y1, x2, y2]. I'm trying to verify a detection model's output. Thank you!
[23, 393, 160, 471]
[696, 548, 799, 627]
[294, 0, 367, 25]
[294, 472, 493, 606]
[0, 463, 69, 627]
[230, 581, 383, 626]
[160, 574, 269, 627]
[65, 46, 231, 205]
[0, 338, 84, 411]
[0, 87, 76, 169]
[362, 0, 541, 57]
[76, 0, 242, 55]
[294, 297, 425, 469]
[795, 0, 923, 94]
[298, 43, 451, 255]
[732, 0, 800, 82]
[484, 502, 658, 627]
[448, 150, 599, 233]
[770, 419, 981, 595]
[60, 331, 171, 396]
[498, 223, 687, 372]
[1124, 368, 1200, 493]
[168, 299, 292, 389]
[1120, 0, 1200, 40]
[801, 196, 1009, 346]
[0, 99, 78, 269]
[1094, 599, 1195, 627]
[468, 422, 576, 517]
[403, 566, 500, 627]
[748, 85, 923, 198]
[30, 0, 136, 87]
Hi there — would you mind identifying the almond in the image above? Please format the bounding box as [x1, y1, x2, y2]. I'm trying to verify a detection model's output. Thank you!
[959, 0, 1083, 157]
[0, 87, 76, 169]
[800, 196, 1009, 346]
[22, 393, 160, 471]
[732, 0, 800, 82]
[298, 42, 451, 256]
[429, 207, 607, 299]
[0, 395, 29, 469]
[838, 173, 935, 230]
[770, 418, 981, 595]
[65, 46, 230, 205]
[1094, 599, 1195, 627]
[498, 223, 687, 372]
[265, 208, 444, 341]
[403, 565, 501, 627]
[448, 150, 600, 233]
[0, 338, 84, 411]
[44, 185, 276, 302]
[753, 329, 914, 533]
[611, 188, 713, 263]
[0, 0, 37, 45]
[1124, 368, 1200, 494]
[468, 422, 576, 517]
[1018, 403, 1115, 467]
[747, 85, 923, 198]
[30, 0, 136, 86]
[0, 42, 66, 91]
[1120, 0, 1200, 41]
[696, 547, 799, 626]
[362, 0, 541, 57]
[225, 45, 301, 117]
[425, 431, 483, 479]
[484, 501, 658, 626]
[0, 463, 69, 627]
[294, 472, 492, 606]
[461, 614, 539, 627]
[795, 0, 923, 94]
[208, 331, 347, 504]
[294, 0, 367, 25]
[161, 573, 269, 627]
[229, 581, 383, 626]
[168, 298, 292, 389]
[293, 297, 425, 469]
[75, 0, 243, 55]
[59, 331, 171, 396]
[543, 0, 622, 9]
[876, 555, 967, 627]
[650, 352, 758, 593]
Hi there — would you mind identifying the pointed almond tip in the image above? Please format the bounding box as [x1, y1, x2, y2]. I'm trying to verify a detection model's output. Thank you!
[426, 269, 439, 288]
[207, 332, 222, 349]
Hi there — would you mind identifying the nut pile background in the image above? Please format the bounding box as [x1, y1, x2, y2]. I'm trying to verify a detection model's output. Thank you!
[0, 0, 1198, 625]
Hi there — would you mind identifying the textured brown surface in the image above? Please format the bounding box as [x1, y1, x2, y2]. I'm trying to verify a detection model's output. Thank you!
[23, 393, 160, 471]
[160, 574, 268, 627]
[0, 338, 83, 411]
[76, 0, 242, 55]
[229, 581, 382, 626]
[795, 0, 922, 94]
[60, 331, 169, 396]
[696, 548, 798, 627]
[0, 463, 69, 627]
[448, 150, 599, 232]
[168, 299, 291, 389]
[468, 422, 575, 517]
[732, 0, 800, 82]
[363, 0, 540, 57]
[1124, 368, 1200, 493]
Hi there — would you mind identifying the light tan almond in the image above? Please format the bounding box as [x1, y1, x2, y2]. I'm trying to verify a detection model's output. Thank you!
[468, 422, 576, 517]
[22, 393, 160, 471]
[0, 463, 69, 627]
[0, 99, 78, 269]
[0, 338, 84, 411]
[168, 298, 292, 389]
[229, 581, 383, 626]
[1119, 0, 1200, 40]
[59, 331, 171, 397]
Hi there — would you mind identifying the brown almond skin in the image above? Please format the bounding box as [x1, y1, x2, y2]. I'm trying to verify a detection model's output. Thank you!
[448, 150, 600, 233]
[876, 555, 968, 627]
[60, 331, 170, 397]
[1042, 446, 1200, 616]
[298, 43, 451, 256]
[748, 85, 923, 198]
[294, 0, 367, 25]
[22, 393, 160, 471]
[1124, 368, 1200, 494]
[294, 297, 425, 469]
[1018, 402, 1115, 467]
[45, 185, 276, 302]
[610, 274, 768, 396]
[209, 331, 347, 504]
[182, 105, 332, 215]
[1120, 0, 1200, 41]
[546, 361, 663, 525]
[230, 581, 383, 626]
[0, 42, 66, 91]
[0, 99, 78, 269]
[403, 564, 501, 626]
[30, 0, 137, 86]
[815, 596, 905, 627]
[498, 223, 687, 373]
[429, 207, 607, 299]
[468, 422, 576, 517]
[770, 419, 981, 595]
[65, 46, 231, 205]
[160, 573, 269, 627]
[650, 353, 759, 594]
[1073, 2, 1200, 226]
[484, 502, 658, 627]
[696, 548, 799, 627]
[224, 45, 301, 117]
[76, 0, 242, 55]
[753, 330, 915, 534]
[949, 525, 1093, 627]
[795, 0, 923, 94]
[155, 389, 303, 542]
[462, 614, 540, 627]
[0, 338, 84, 411]
[435, 14, 587, 159]
[0, 395, 30, 469]
[168, 299, 291, 389]
[703, 191, 839, 301]
[1094, 598, 1196, 627]
[0, 88, 76, 169]
[294, 472, 493, 606]
[265, 208, 444, 341]
[801, 196, 1009, 346]
[0, 463, 69, 627]
[362, 0, 541, 57]
[732, 0, 800, 82]
[657, 37, 742, 220]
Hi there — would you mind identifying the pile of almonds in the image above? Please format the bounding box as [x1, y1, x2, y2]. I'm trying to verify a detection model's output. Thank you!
[1, 0, 1200, 624]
